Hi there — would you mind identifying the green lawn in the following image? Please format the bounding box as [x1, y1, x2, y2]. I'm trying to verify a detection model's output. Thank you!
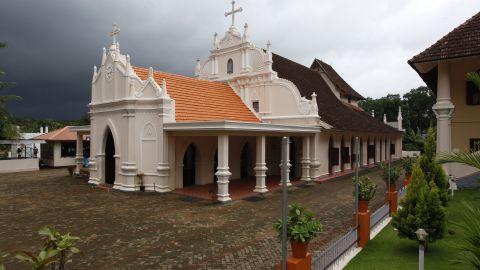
[345, 189, 480, 270]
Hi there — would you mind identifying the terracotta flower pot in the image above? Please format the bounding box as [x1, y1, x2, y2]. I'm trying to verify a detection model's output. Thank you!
[291, 241, 309, 258]
[358, 200, 369, 213]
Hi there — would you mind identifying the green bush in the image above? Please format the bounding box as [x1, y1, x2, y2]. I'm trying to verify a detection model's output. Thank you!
[452, 201, 480, 269]
[354, 176, 377, 201]
[402, 157, 415, 175]
[392, 161, 446, 244]
[419, 128, 449, 205]
[274, 203, 323, 243]
[380, 163, 400, 186]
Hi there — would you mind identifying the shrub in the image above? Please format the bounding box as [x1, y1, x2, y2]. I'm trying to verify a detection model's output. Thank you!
[402, 157, 414, 175]
[418, 127, 449, 205]
[452, 201, 480, 269]
[392, 161, 446, 244]
[354, 176, 377, 201]
[274, 203, 323, 243]
[380, 163, 400, 186]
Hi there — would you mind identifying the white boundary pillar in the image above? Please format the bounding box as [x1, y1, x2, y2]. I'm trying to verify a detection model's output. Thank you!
[254, 135, 268, 193]
[75, 132, 83, 175]
[216, 135, 232, 202]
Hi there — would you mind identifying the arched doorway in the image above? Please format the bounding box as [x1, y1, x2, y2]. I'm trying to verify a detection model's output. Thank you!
[183, 144, 196, 187]
[240, 144, 250, 179]
[328, 136, 334, 175]
[104, 129, 115, 185]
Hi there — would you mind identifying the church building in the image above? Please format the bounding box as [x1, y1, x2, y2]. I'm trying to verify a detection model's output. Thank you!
[71, 2, 403, 202]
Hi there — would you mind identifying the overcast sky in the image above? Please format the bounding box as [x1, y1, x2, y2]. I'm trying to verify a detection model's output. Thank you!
[0, 0, 478, 119]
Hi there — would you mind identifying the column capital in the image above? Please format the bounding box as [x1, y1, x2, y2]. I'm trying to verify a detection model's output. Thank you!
[433, 101, 455, 119]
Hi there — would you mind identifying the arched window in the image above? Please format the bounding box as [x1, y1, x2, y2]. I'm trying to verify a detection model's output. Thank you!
[227, 59, 233, 74]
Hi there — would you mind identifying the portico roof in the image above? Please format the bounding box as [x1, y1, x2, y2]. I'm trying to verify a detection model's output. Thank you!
[163, 121, 322, 134]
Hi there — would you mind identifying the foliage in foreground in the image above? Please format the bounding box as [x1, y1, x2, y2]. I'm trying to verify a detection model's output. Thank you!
[452, 201, 480, 269]
[379, 162, 400, 186]
[8, 227, 80, 270]
[274, 203, 323, 243]
[0, 42, 21, 140]
[392, 161, 446, 244]
[354, 176, 377, 201]
[438, 151, 480, 171]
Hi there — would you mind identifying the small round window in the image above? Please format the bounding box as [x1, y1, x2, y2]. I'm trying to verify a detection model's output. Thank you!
[227, 59, 233, 74]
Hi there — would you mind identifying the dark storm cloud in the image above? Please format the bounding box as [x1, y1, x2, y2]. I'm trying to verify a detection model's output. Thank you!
[0, 0, 478, 119]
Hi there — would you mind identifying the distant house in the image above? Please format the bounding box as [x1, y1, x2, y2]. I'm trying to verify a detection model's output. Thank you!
[34, 126, 89, 168]
[409, 11, 480, 178]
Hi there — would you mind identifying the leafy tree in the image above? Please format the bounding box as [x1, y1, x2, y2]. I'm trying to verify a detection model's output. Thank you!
[392, 161, 446, 244]
[403, 128, 425, 152]
[359, 94, 402, 122]
[402, 86, 436, 134]
[418, 128, 449, 205]
[0, 42, 21, 139]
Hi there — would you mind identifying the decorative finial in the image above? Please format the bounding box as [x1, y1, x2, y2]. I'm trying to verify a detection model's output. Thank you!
[101, 47, 107, 65]
[126, 54, 130, 64]
[194, 58, 201, 78]
[383, 114, 387, 123]
[92, 65, 98, 83]
[266, 40, 271, 51]
[311, 92, 317, 98]
[110, 23, 120, 45]
[243, 23, 250, 42]
[225, 0, 243, 28]
[148, 67, 154, 78]
[213, 32, 218, 49]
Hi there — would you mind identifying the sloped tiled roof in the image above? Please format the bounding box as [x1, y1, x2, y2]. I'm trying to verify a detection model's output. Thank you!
[34, 126, 76, 141]
[310, 59, 364, 100]
[133, 67, 260, 123]
[409, 11, 480, 64]
[272, 54, 401, 134]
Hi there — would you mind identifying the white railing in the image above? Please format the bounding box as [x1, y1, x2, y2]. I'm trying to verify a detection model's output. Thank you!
[312, 228, 358, 270]
[370, 203, 390, 230]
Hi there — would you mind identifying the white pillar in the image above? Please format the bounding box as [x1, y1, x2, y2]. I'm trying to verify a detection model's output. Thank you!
[300, 136, 311, 181]
[88, 117, 99, 185]
[216, 135, 232, 202]
[380, 138, 385, 162]
[279, 137, 292, 186]
[119, 111, 137, 189]
[309, 134, 320, 180]
[433, 63, 455, 156]
[254, 136, 268, 193]
[375, 139, 381, 163]
[75, 132, 83, 175]
[156, 131, 171, 192]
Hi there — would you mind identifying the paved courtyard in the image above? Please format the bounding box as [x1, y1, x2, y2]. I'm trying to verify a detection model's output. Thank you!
[0, 165, 402, 270]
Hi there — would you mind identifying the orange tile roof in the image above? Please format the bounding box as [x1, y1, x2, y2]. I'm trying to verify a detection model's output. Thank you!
[133, 67, 260, 123]
[34, 126, 77, 141]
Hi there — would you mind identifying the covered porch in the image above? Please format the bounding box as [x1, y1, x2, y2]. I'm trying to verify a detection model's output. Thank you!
[165, 121, 322, 202]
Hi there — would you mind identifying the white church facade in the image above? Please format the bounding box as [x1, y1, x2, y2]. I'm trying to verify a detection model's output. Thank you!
[71, 3, 403, 202]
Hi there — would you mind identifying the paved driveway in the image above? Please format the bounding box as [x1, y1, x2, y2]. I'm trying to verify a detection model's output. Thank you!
[0, 166, 401, 270]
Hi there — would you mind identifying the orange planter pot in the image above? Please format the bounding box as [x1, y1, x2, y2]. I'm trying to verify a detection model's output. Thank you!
[291, 241, 309, 258]
[358, 200, 369, 213]
[389, 185, 396, 193]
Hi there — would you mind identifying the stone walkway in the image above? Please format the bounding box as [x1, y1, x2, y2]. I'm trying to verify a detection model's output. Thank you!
[0, 165, 402, 270]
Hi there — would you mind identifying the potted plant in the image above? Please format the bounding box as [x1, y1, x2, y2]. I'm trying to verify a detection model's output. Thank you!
[402, 157, 414, 186]
[274, 203, 322, 258]
[355, 176, 377, 212]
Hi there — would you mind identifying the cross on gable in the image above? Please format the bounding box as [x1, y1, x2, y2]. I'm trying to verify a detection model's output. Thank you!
[110, 23, 120, 44]
[224, 1, 243, 27]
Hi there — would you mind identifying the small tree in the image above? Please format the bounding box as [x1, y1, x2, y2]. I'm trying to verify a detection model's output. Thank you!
[418, 127, 449, 205]
[392, 161, 446, 244]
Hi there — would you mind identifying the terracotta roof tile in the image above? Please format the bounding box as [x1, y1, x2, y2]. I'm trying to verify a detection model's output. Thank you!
[409, 11, 480, 64]
[133, 67, 260, 123]
[34, 126, 76, 141]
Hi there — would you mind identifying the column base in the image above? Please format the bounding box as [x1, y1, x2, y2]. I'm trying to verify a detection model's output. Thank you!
[216, 168, 232, 202]
[254, 186, 269, 193]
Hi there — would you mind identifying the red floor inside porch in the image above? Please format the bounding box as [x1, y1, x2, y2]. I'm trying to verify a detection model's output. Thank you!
[173, 176, 300, 201]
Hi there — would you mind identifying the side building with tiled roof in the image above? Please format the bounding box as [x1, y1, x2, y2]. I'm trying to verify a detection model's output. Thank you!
[409, 11, 480, 178]
[70, 7, 403, 201]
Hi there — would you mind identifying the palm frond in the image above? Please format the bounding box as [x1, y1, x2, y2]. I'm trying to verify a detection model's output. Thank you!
[437, 151, 480, 170]
[467, 71, 480, 89]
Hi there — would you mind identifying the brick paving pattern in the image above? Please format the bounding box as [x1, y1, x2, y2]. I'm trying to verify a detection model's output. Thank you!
[0, 165, 402, 269]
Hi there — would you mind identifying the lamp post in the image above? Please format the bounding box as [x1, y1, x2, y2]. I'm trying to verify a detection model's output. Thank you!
[415, 228, 428, 270]
[281, 136, 289, 270]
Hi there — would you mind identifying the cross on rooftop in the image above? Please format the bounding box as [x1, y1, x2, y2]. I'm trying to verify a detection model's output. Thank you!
[110, 23, 120, 44]
[224, 1, 243, 27]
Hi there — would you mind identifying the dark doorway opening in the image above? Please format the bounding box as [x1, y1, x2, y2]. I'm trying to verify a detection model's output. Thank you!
[240, 144, 250, 179]
[213, 150, 218, 183]
[183, 144, 196, 187]
[104, 129, 115, 185]
[289, 138, 297, 179]
[328, 137, 334, 175]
